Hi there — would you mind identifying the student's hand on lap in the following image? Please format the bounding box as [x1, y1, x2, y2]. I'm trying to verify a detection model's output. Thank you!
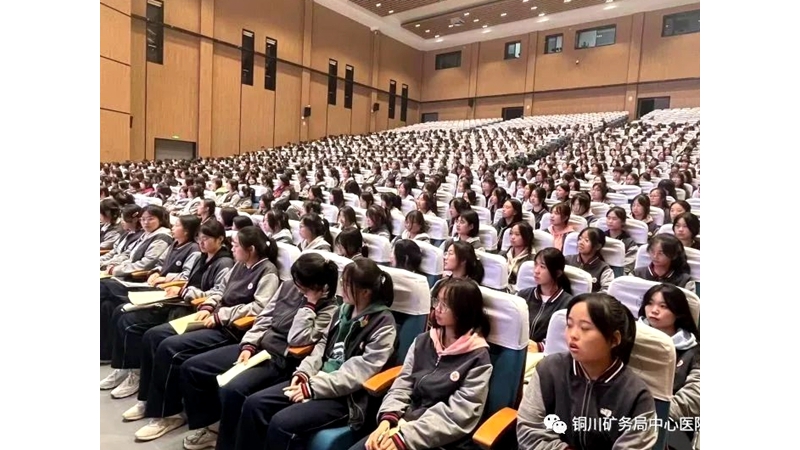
[377, 436, 399, 450]
[147, 273, 160, 286]
[164, 286, 181, 297]
[282, 384, 304, 403]
[237, 350, 252, 365]
[203, 316, 217, 328]
[366, 421, 392, 450]
[195, 310, 211, 321]
[290, 375, 302, 387]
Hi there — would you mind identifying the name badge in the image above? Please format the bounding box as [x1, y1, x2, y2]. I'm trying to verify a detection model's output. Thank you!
[247, 283, 254, 290]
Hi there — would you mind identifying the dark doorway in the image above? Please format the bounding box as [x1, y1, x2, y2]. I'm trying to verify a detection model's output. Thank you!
[502, 106, 524, 121]
[155, 138, 197, 161]
[421, 112, 439, 123]
[636, 97, 671, 119]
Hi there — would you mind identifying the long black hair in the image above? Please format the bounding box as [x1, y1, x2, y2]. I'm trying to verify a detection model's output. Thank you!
[567, 293, 637, 364]
[433, 278, 491, 338]
[341, 258, 394, 307]
[639, 284, 699, 341]
[534, 248, 572, 294]
[291, 252, 339, 303]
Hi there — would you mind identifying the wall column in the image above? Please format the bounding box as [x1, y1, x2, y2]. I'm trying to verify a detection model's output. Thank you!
[100, 0, 132, 162]
[299, 0, 314, 142]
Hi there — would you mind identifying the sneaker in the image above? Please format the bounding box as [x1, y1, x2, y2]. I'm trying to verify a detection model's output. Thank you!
[100, 369, 129, 390]
[110, 370, 140, 399]
[122, 401, 147, 421]
[135, 416, 186, 441]
[183, 427, 218, 450]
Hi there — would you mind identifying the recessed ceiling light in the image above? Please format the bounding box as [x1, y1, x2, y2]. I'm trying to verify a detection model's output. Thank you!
[375, 2, 381, 6]
[436, 38, 444, 42]
[482, 29, 492, 33]
[482, 24, 488, 28]
[603, 4, 617, 9]
[500, 12, 507, 17]
[464, 12, 470, 16]
[531, 6, 538, 10]
[606, 0, 614, 2]
[473, 18, 479, 22]
[538, 12, 546, 17]
[388, 10, 393, 13]
[415, 24, 420, 27]
[564, 0, 572, 3]
[425, 29, 430, 33]
[538, 17, 549, 22]
[523, 0, 530, 3]
[435, 34, 440, 38]
[448, 24, 453, 28]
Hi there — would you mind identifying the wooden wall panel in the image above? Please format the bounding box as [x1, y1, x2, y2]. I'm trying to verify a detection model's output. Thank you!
[274, 64, 302, 146]
[214, 0, 305, 64]
[476, 35, 528, 98]
[101, 110, 131, 162]
[407, 102, 420, 125]
[475, 95, 525, 119]
[101, 57, 131, 113]
[351, 85, 371, 135]
[420, 99, 470, 121]
[327, 81, 352, 137]
[375, 92, 389, 132]
[164, 0, 201, 33]
[639, 4, 700, 82]
[637, 79, 700, 108]
[100, 4, 131, 64]
[129, 20, 146, 161]
[308, 73, 329, 140]
[378, 34, 424, 100]
[422, 45, 472, 102]
[532, 86, 627, 115]
[240, 54, 273, 153]
[311, 4, 372, 81]
[211, 45, 241, 157]
[101, 0, 130, 14]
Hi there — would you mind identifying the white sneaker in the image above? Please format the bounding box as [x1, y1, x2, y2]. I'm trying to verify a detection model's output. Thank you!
[110, 370, 140, 399]
[122, 401, 147, 421]
[100, 369, 129, 390]
[183, 427, 218, 450]
[135, 416, 186, 441]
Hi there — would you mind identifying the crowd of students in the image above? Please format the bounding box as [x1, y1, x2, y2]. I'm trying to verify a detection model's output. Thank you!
[99, 111, 700, 450]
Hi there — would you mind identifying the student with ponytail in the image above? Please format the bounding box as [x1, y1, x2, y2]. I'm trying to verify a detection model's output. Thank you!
[516, 248, 573, 352]
[178, 253, 341, 450]
[431, 240, 486, 302]
[234, 258, 398, 450]
[517, 294, 657, 450]
[299, 212, 334, 252]
[123, 226, 281, 441]
[335, 228, 369, 261]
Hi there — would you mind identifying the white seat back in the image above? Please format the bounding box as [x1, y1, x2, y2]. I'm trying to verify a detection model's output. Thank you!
[478, 224, 498, 251]
[594, 218, 649, 245]
[656, 224, 673, 235]
[608, 276, 699, 325]
[362, 233, 392, 264]
[381, 266, 431, 316]
[400, 199, 416, 215]
[613, 185, 642, 200]
[685, 247, 700, 282]
[416, 240, 444, 277]
[532, 230, 554, 253]
[629, 322, 677, 402]
[423, 215, 448, 241]
[543, 309, 568, 356]
[650, 208, 665, 227]
[563, 233, 579, 256]
[301, 249, 353, 297]
[320, 204, 339, 226]
[288, 219, 302, 245]
[601, 238, 626, 268]
[605, 192, 629, 206]
[480, 287, 529, 351]
[276, 242, 300, 281]
[476, 250, 509, 290]
[473, 206, 492, 225]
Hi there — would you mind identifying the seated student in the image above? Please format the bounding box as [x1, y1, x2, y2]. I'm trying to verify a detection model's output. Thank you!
[330, 187, 346, 209]
[176, 185, 204, 216]
[363, 205, 392, 240]
[649, 187, 672, 223]
[232, 215, 253, 232]
[669, 200, 691, 221]
[337, 206, 359, 231]
[441, 209, 484, 252]
[303, 200, 323, 217]
[565, 227, 614, 293]
[394, 210, 431, 243]
[336, 228, 368, 262]
[390, 239, 423, 274]
[516, 248, 573, 352]
[631, 194, 659, 237]
[220, 207, 238, 231]
[100, 198, 123, 250]
[517, 294, 658, 450]
[256, 193, 273, 215]
[179, 253, 341, 450]
[448, 198, 472, 235]
[590, 182, 610, 205]
[431, 240, 485, 302]
[527, 187, 549, 230]
[672, 212, 700, 250]
[571, 192, 595, 225]
[352, 278, 493, 450]
[507, 221, 536, 289]
[262, 208, 293, 245]
[233, 258, 398, 450]
[101, 219, 223, 398]
[123, 227, 280, 440]
[298, 213, 334, 252]
[398, 180, 414, 202]
[632, 234, 695, 292]
[461, 189, 478, 207]
[494, 198, 523, 249]
[416, 192, 438, 217]
[360, 192, 375, 210]
[237, 186, 254, 209]
[546, 202, 577, 252]
[274, 198, 300, 221]
[198, 199, 217, 225]
[218, 180, 242, 207]
[638, 284, 700, 444]
[380, 192, 402, 218]
[603, 207, 639, 275]
[100, 204, 145, 271]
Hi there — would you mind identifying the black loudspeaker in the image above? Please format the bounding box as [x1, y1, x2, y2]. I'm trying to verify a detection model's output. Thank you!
[372, 103, 380, 112]
[468, 98, 475, 108]
[303, 106, 312, 118]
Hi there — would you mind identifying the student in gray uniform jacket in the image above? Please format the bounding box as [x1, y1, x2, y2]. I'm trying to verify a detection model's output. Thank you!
[632, 235, 695, 293]
[262, 208, 294, 245]
[603, 207, 638, 275]
[441, 209, 484, 252]
[123, 227, 281, 442]
[565, 227, 615, 293]
[298, 212, 334, 252]
[516, 248, 572, 352]
[234, 258, 398, 450]
[100, 198, 123, 250]
[517, 294, 658, 450]
[179, 253, 341, 450]
[100, 204, 145, 270]
[352, 278, 493, 450]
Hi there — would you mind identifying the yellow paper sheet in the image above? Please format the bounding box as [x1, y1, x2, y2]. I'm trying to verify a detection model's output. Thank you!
[216, 350, 272, 387]
[100, 271, 111, 279]
[128, 290, 177, 306]
[169, 313, 206, 335]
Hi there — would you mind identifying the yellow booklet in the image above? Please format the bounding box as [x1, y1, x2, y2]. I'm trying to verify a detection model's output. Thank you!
[128, 290, 178, 306]
[100, 271, 111, 279]
[169, 313, 206, 335]
[217, 350, 272, 387]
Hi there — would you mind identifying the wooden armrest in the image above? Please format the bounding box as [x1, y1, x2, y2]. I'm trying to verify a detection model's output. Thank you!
[287, 345, 315, 358]
[239, 208, 257, 214]
[129, 270, 151, 281]
[158, 280, 187, 289]
[191, 297, 208, 307]
[473, 407, 519, 450]
[363, 366, 402, 396]
[233, 316, 256, 330]
[100, 249, 111, 256]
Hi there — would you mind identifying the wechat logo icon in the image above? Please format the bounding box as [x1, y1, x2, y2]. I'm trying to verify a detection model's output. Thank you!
[544, 414, 567, 434]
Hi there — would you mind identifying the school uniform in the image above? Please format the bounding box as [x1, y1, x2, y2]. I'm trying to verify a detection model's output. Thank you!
[181, 197, 203, 216]
[516, 286, 572, 352]
[604, 230, 638, 275]
[530, 206, 548, 230]
[506, 248, 536, 288]
[299, 235, 332, 252]
[669, 330, 700, 445]
[100, 229, 144, 269]
[349, 329, 493, 450]
[219, 192, 241, 208]
[517, 353, 658, 450]
[112, 227, 174, 277]
[546, 224, 576, 252]
[392, 231, 431, 245]
[101, 222, 122, 250]
[565, 254, 614, 293]
[136, 258, 281, 420]
[632, 264, 695, 293]
[180, 282, 339, 450]
[440, 235, 484, 253]
[269, 228, 294, 245]
[110, 247, 234, 371]
[363, 226, 391, 241]
[234, 302, 398, 450]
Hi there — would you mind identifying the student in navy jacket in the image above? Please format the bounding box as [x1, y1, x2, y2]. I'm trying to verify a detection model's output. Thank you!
[517, 294, 658, 450]
[565, 227, 615, 293]
[632, 234, 695, 293]
[352, 278, 493, 450]
[123, 227, 280, 442]
[638, 284, 700, 446]
[234, 258, 398, 450]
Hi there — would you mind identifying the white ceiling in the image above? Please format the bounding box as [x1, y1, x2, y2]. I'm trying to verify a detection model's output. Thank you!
[314, 0, 700, 51]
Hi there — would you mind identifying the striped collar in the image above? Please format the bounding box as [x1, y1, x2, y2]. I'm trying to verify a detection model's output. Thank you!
[534, 286, 564, 303]
[573, 358, 624, 383]
[576, 254, 602, 269]
[648, 263, 675, 280]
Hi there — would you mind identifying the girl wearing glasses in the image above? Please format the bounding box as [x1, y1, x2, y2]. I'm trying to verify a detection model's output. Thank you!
[354, 278, 493, 450]
[632, 234, 694, 292]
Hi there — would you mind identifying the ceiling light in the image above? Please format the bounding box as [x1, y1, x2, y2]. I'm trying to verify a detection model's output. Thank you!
[464, 12, 470, 16]
[473, 18, 479, 22]
[436, 38, 444, 42]
[606, 0, 614, 2]
[415, 24, 420, 27]
[375, 3, 381, 6]
[482, 24, 488, 28]
[538, 12, 546, 17]
[523, 0, 530, 2]
[500, 12, 507, 17]
[482, 29, 492, 33]
[425, 29, 430, 33]
[564, 0, 572, 3]
[448, 24, 453, 28]
[531, 6, 538, 10]
[538, 17, 549, 22]
[435, 34, 440, 38]
[604, 4, 617, 9]
[388, 10, 393, 13]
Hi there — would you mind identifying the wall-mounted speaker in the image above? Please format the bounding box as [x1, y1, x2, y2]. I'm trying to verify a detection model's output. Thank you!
[372, 103, 380, 112]
[303, 106, 312, 118]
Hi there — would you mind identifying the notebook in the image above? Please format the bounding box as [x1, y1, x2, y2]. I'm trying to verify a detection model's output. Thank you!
[169, 313, 206, 335]
[100, 271, 112, 279]
[112, 277, 152, 289]
[216, 350, 272, 387]
[128, 290, 180, 306]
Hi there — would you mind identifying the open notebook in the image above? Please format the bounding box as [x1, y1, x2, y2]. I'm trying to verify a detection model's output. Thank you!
[217, 350, 272, 387]
[128, 290, 181, 306]
[169, 313, 206, 335]
[100, 271, 111, 279]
